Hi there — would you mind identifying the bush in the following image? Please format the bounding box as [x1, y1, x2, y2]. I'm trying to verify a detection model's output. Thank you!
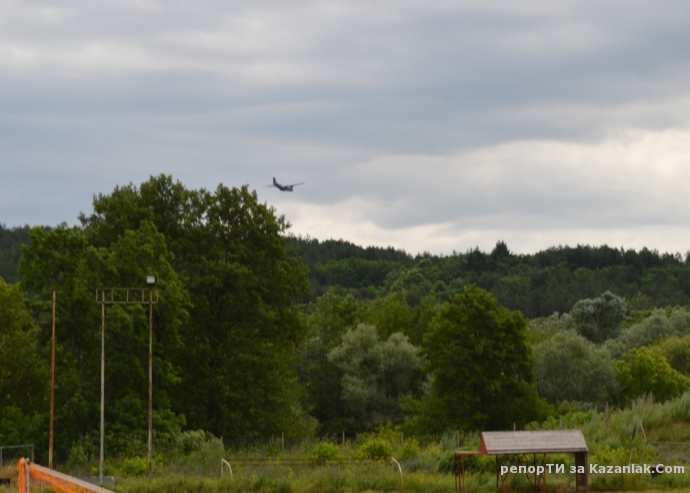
[309, 442, 342, 463]
[356, 438, 393, 460]
[436, 451, 455, 474]
[615, 347, 690, 404]
[175, 430, 216, 454]
[400, 439, 420, 460]
[656, 335, 690, 375]
[120, 456, 148, 477]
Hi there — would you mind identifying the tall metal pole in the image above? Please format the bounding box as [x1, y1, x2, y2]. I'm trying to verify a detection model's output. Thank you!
[148, 289, 153, 484]
[100, 290, 105, 485]
[49, 290, 56, 469]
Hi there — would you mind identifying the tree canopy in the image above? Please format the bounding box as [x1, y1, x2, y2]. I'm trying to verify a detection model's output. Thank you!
[328, 324, 426, 433]
[614, 346, 690, 404]
[418, 285, 546, 432]
[0, 277, 47, 446]
[18, 175, 310, 459]
[534, 330, 618, 404]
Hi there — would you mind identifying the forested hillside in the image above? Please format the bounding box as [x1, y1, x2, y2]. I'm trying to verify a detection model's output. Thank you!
[290, 237, 690, 317]
[4, 226, 690, 318]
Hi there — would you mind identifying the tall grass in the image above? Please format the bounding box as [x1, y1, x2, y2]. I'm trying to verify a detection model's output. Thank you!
[12, 393, 690, 493]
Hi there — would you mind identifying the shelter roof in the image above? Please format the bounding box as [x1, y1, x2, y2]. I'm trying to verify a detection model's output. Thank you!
[478, 430, 588, 455]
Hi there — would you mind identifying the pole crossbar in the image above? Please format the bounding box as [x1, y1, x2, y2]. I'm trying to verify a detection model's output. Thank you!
[96, 288, 158, 304]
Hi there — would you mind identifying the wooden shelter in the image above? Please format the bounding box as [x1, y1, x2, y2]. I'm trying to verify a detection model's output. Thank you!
[455, 430, 588, 493]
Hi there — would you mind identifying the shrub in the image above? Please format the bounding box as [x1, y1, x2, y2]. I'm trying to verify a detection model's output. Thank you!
[615, 347, 690, 404]
[356, 438, 393, 460]
[120, 456, 148, 477]
[175, 430, 216, 454]
[309, 442, 342, 463]
[400, 439, 420, 460]
[656, 335, 690, 375]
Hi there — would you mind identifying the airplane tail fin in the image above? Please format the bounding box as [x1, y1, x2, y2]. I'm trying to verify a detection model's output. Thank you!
[273, 177, 277, 185]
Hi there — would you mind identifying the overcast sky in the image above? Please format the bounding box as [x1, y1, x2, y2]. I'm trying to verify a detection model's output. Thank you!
[3, 0, 690, 255]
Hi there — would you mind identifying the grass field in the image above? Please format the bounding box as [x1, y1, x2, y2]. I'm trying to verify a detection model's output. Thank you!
[5, 394, 690, 493]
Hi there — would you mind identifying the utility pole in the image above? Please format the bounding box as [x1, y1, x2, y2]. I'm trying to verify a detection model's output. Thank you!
[49, 290, 56, 469]
[146, 275, 156, 485]
[100, 290, 105, 485]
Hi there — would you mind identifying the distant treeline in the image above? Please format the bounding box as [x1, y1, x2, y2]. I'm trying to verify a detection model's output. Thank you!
[289, 237, 690, 317]
[3, 225, 690, 318]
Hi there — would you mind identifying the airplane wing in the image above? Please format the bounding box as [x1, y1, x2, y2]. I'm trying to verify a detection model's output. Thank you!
[286, 182, 305, 187]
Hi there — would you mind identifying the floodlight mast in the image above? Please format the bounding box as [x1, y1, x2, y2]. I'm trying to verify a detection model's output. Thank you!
[96, 279, 158, 485]
[146, 275, 156, 485]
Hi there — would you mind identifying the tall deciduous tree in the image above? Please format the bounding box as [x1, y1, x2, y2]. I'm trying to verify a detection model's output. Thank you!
[534, 330, 617, 404]
[328, 324, 426, 433]
[570, 291, 626, 343]
[418, 285, 545, 433]
[79, 175, 309, 440]
[0, 278, 48, 446]
[19, 221, 189, 458]
[297, 289, 360, 434]
[614, 346, 690, 404]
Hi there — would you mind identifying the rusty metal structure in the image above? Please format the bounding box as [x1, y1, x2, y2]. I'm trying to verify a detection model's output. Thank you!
[455, 430, 588, 493]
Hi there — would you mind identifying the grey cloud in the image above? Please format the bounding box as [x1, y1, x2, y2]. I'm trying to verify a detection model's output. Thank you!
[3, 0, 690, 254]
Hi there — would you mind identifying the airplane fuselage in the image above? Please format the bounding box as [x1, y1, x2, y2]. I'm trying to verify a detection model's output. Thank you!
[270, 177, 302, 192]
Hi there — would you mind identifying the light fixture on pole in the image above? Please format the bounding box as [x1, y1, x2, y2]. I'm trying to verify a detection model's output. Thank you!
[146, 275, 156, 485]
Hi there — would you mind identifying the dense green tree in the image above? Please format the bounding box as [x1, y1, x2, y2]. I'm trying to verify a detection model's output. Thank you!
[407, 295, 439, 346]
[614, 347, 690, 404]
[605, 308, 690, 358]
[0, 278, 48, 446]
[655, 335, 690, 376]
[328, 324, 426, 433]
[79, 176, 309, 440]
[0, 224, 30, 283]
[417, 285, 546, 433]
[570, 291, 626, 343]
[361, 293, 413, 339]
[534, 330, 617, 404]
[19, 221, 189, 458]
[297, 290, 360, 434]
[527, 312, 573, 345]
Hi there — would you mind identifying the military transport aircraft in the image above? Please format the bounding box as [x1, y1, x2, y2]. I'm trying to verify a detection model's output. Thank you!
[266, 177, 305, 192]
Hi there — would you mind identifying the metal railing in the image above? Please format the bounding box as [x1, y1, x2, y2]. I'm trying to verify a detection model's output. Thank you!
[0, 444, 34, 469]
